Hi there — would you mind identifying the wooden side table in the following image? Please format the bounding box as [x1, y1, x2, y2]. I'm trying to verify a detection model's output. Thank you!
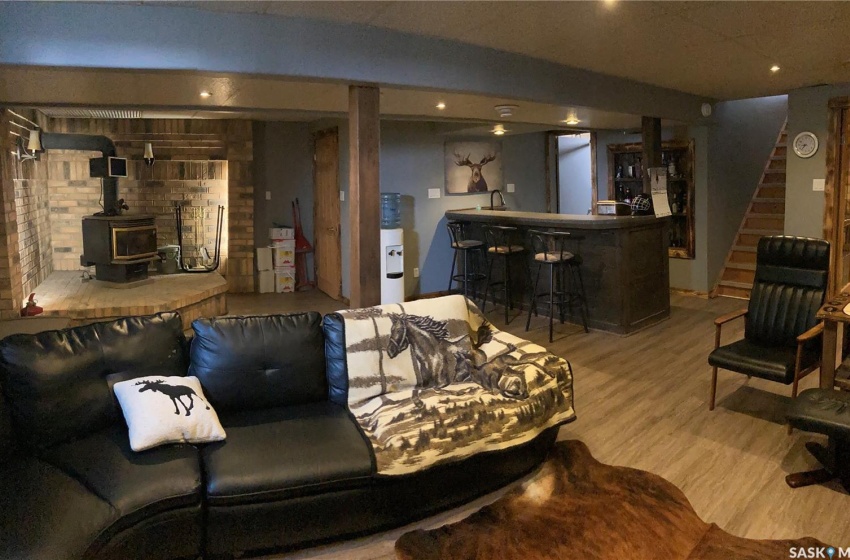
[816, 288, 850, 389]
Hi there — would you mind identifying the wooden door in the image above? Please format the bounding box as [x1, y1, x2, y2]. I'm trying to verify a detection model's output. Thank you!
[313, 128, 342, 299]
[824, 100, 850, 295]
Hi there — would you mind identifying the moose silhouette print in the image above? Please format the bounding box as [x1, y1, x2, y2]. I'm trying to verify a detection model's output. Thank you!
[135, 379, 210, 416]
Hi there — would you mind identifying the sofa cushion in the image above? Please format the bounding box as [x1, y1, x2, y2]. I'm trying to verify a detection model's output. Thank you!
[189, 313, 328, 412]
[0, 313, 188, 451]
[322, 313, 350, 407]
[202, 402, 374, 505]
[40, 426, 202, 526]
[0, 383, 14, 466]
[0, 457, 118, 560]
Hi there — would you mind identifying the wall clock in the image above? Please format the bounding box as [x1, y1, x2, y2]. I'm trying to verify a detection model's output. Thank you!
[793, 131, 819, 158]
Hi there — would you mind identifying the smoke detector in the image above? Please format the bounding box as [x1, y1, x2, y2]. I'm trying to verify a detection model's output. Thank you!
[494, 104, 519, 118]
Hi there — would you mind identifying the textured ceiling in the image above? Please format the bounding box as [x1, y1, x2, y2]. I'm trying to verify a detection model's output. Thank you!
[151, 0, 850, 100]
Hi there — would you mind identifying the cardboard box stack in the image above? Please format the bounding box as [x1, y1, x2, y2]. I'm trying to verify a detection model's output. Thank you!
[270, 227, 296, 293]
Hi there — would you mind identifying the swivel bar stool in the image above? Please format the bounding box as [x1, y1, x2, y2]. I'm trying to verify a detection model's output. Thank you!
[525, 229, 589, 342]
[482, 224, 526, 325]
[446, 221, 486, 303]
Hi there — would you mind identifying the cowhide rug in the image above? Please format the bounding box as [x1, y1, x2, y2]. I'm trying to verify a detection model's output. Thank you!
[395, 440, 825, 560]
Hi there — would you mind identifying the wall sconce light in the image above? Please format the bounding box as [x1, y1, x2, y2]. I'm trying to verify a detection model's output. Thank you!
[15, 128, 43, 162]
[143, 142, 155, 167]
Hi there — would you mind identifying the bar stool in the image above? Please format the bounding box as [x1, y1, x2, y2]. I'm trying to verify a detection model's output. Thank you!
[525, 230, 589, 342]
[446, 221, 486, 303]
[482, 225, 526, 325]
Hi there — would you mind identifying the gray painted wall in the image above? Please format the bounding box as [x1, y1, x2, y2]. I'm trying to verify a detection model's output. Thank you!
[558, 134, 593, 215]
[706, 95, 787, 286]
[252, 121, 315, 276]
[381, 123, 546, 298]
[254, 119, 546, 299]
[786, 83, 850, 238]
[0, 3, 710, 121]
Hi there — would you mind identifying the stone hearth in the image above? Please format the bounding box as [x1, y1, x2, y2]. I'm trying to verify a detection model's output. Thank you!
[30, 271, 227, 330]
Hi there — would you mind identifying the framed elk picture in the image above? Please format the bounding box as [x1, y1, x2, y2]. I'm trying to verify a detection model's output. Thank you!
[444, 141, 503, 194]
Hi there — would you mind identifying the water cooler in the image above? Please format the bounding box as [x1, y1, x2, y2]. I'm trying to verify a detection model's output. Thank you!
[380, 193, 404, 304]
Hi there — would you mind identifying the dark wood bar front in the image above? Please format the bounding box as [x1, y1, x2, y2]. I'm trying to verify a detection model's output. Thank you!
[445, 209, 670, 335]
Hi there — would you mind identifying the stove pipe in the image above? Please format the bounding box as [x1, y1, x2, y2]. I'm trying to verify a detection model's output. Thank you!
[41, 133, 120, 215]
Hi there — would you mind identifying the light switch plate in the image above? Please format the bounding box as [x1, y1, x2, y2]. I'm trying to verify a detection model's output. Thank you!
[413, 267, 420, 278]
[507, 183, 515, 193]
[813, 179, 825, 192]
[265, 191, 271, 200]
[428, 188, 441, 199]
[339, 190, 345, 201]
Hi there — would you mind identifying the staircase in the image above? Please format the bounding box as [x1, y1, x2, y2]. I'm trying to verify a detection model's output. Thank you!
[714, 121, 788, 299]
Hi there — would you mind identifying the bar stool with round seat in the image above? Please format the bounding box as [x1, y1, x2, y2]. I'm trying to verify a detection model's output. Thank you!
[482, 224, 526, 325]
[446, 221, 486, 303]
[525, 229, 589, 342]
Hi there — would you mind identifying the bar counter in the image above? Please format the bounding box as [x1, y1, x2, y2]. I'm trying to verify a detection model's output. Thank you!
[445, 209, 670, 335]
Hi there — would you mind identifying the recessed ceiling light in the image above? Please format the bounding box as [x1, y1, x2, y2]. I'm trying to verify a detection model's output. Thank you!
[564, 117, 580, 126]
[770, 65, 780, 73]
[200, 91, 212, 98]
[436, 102, 446, 110]
[492, 124, 506, 136]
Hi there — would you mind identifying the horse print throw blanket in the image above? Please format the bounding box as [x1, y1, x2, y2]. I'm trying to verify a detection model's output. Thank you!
[338, 295, 575, 476]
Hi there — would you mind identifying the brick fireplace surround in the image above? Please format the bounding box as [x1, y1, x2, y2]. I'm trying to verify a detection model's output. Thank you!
[0, 108, 254, 321]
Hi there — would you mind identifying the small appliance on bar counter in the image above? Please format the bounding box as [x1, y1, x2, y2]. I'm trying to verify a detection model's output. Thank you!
[596, 200, 632, 216]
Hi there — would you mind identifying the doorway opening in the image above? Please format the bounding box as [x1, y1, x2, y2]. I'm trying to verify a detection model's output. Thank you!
[556, 133, 595, 215]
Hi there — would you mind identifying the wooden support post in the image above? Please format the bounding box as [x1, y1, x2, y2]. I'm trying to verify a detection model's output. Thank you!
[348, 85, 382, 308]
[641, 116, 662, 194]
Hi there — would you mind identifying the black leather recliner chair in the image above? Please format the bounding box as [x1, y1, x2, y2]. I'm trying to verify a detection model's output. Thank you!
[708, 236, 830, 412]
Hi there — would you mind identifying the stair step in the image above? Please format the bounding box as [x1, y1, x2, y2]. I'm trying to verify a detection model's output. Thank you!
[747, 212, 782, 219]
[732, 245, 757, 252]
[740, 228, 783, 236]
[719, 280, 754, 289]
[770, 156, 786, 161]
[725, 262, 757, 271]
[752, 197, 785, 203]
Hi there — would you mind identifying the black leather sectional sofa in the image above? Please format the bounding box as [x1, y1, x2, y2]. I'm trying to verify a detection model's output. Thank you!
[0, 311, 558, 560]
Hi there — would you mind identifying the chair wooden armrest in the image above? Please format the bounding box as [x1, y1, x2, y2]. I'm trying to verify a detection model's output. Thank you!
[796, 322, 824, 344]
[714, 308, 747, 326]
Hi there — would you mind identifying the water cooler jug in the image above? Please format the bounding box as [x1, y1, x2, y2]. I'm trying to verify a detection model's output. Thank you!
[380, 193, 404, 304]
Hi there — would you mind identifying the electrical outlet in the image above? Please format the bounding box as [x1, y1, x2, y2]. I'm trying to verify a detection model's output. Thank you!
[813, 179, 825, 192]
[265, 191, 271, 201]
[413, 267, 420, 278]
[428, 188, 441, 199]
[507, 183, 515, 193]
[339, 190, 345, 201]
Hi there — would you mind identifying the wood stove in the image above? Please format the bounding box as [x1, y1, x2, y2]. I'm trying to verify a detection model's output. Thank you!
[81, 215, 158, 283]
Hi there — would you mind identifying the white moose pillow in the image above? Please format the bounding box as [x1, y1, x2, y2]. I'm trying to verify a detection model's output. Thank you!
[113, 375, 226, 452]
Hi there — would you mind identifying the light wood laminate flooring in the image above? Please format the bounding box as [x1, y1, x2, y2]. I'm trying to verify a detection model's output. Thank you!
[225, 292, 849, 559]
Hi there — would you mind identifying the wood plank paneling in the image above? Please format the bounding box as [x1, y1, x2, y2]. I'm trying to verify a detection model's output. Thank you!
[348, 85, 381, 308]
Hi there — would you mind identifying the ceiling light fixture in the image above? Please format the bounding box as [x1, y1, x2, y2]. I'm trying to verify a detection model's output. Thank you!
[494, 104, 519, 118]
[200, 91, 212, 98]
[492, 124, 506, 136]
[563, 109, 580, 126]
[436, 102, 446, 110]
[770, 65, 780, 73]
